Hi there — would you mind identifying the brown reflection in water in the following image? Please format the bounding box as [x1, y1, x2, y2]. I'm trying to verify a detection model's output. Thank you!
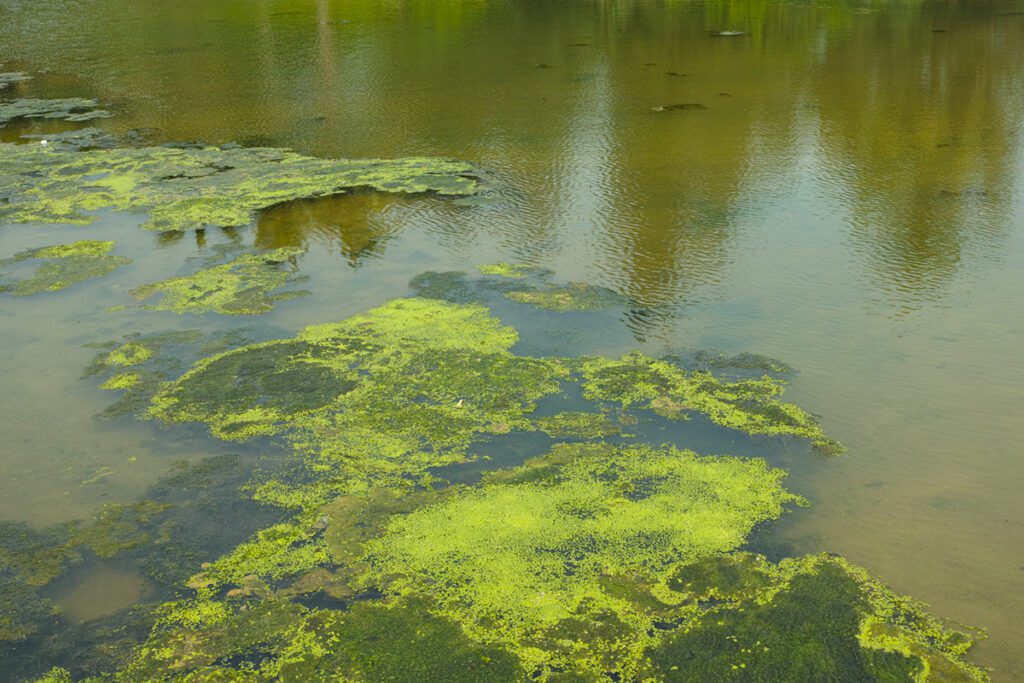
[813, 4, 1024, 312]
[255, 191, 413, 266]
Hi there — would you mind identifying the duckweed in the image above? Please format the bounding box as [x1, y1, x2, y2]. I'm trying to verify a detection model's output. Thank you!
[0, 240, 129, 296]
[0, 143, 478, 231]
[131, 247, 308, 315]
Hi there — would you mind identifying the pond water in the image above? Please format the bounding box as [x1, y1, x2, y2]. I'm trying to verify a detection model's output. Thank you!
[1, 0, 1023, 680]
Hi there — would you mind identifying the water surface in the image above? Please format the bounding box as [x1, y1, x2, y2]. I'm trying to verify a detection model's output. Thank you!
[2, 0, 1024, 678]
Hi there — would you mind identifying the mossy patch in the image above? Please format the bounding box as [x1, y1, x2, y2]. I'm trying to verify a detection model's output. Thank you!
[0, 143, 478, 231]
[477, 262, 539, 278]
[150, 298, 566, 502]
[357, 443, 802, 676]
[130, 247, 309, 315]
[506, 282, 628, 312]
[534, 411, 622, 439]
[694, 351, 795, 376]
[580, 352, 843, 454]
[0, 98, 111, 125]
[0, 240, 129, 296]
[646, 554, 986, 682]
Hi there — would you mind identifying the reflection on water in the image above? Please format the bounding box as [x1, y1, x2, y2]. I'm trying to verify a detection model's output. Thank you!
[2, 0, 1024, 678]
[255, 192, 428, 266]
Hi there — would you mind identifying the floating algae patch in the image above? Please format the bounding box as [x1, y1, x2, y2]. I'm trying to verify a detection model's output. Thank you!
[693, 350, 795, 376]
[130, 246, 309, 315]
[412, 267, 628, 314]
[0, 98, 111, 125]
[107, 596, 522, 682]
[149, 298, 567, 502]
[82, 329, 254, 419]
[33, 295, 984, 681]
[0, 240, 129, 296]
[355, 443, 802, 676]
[477, 262, 544, 279]
[645, 553, 986, 682]
[506, 282, 629, 312]
[580, 351, 843, 454]
[0, 143, 479, 231]
[533, 411, 622, 439]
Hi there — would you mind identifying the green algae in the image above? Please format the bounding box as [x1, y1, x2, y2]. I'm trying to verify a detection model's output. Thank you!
[0, 143, 478, 231]
[99, 372, 141, 390]
[356, 443, 802, 676]
[149, 298, 566, 502]
[0, 98, 110, 125]
[533, 411, 622, 439]
[115, 596, 522, 682]
[579, 351, 844, 454]
[31, 295, 985, 681]
[505, 282, 628, 312]
[646, 553, 986, 682]
[130, 247, 309, 315]
[694, 350, 795, 375]
[0, 240, 130, 296]
[477, 262, 538, 278]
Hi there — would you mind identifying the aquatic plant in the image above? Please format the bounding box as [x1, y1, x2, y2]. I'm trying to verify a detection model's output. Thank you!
[0, 240, 130, 296]
[477, 262, 537, 278]
[29, 295, 981, 681]
[693, 350, 795, 375]
[130, 247, 308, 315]
[579, 351, 843, 454]
[533, 411, 622, 439]
[0, 98, 110, 125]
[357, 443, 802, 676]
[149, 298, 565, 502]
[505, 282, 627, 312]
[0, 144, 479, 231]
[645, 553, 987, 682]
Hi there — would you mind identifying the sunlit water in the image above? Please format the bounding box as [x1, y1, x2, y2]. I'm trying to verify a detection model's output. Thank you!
[1, 0, 1023, 678]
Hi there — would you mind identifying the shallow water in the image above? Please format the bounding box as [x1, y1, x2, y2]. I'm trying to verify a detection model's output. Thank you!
[1, 0, 1024, 679]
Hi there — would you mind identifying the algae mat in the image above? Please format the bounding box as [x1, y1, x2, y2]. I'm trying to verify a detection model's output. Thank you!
[7, 295, 986, 682]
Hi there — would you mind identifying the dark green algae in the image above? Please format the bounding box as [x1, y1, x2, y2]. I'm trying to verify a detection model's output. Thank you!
[20, 295, 986, 683]
[0, 240, 130, 296]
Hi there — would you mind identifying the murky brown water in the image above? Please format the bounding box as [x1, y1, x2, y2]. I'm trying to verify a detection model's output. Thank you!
[2, 0, 1024, 679]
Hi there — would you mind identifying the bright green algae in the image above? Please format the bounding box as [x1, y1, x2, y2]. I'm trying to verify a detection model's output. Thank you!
[131, 246, 308, 315]
[0, 240, 130, 296]
[15, 296, 985, 681]
[0, 143, 478, 232]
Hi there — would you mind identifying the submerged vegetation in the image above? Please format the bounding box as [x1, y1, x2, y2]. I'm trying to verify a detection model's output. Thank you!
[0, 240, 130, 296]
[0, 289, 986, 681]
[0, 143, 478, 232]
[0, 98, 111, 125]
[131, 246, 308, 315]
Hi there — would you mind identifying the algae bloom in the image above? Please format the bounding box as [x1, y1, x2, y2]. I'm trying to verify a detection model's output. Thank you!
[131, 246, 309, 315]
[0, 240, 130, 296]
